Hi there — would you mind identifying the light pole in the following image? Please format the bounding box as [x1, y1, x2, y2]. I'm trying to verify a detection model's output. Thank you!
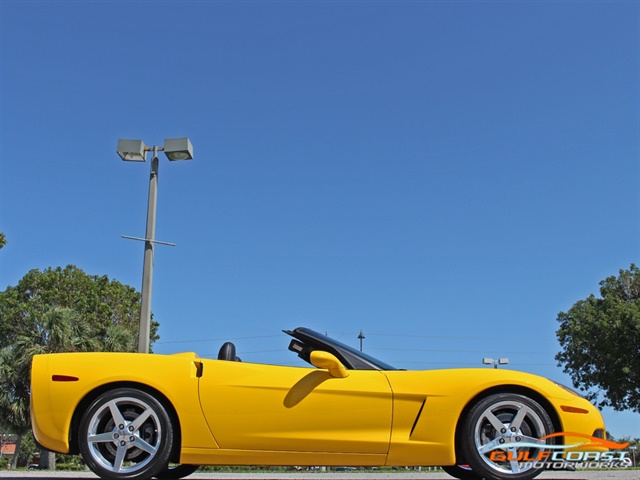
[117, 137, 194, 353]
[358, 330, 365, 351]
[483, 357, 509, 369]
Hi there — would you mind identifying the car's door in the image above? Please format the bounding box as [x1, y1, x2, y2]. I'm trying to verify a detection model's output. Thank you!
[198, 359, 392, 454]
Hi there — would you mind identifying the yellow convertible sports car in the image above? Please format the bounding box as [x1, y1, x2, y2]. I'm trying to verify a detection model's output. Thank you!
[31, 327, 606, 480]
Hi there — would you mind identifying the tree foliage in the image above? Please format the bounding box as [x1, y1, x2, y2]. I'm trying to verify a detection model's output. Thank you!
[0, 307, 99, 467]
[0, 232, 6, 249]
[0, 265, 158, 351]
[556, 265, 640, 412]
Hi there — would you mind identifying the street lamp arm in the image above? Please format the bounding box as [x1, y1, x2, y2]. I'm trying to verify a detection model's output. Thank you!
[121, 235, 176, 247]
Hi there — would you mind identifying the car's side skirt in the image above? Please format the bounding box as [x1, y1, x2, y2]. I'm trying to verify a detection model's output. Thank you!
[180, 448, 387, 466]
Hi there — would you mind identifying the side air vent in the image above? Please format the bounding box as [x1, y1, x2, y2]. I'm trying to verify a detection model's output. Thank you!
[409, 399, 427, 438]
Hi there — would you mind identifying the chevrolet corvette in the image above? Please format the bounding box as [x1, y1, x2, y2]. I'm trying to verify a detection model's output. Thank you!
[31, 327, 606, 480]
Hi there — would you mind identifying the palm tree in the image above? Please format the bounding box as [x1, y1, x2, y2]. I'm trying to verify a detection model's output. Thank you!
[0, 347, 30, 468]
[0, 307, 102, 468]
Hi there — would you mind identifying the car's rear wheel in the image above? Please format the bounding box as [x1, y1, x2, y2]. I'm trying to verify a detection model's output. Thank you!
[78, 388, 174, 480]
[459, 393, 555, 480]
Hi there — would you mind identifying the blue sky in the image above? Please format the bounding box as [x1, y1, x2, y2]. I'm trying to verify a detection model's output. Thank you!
[1, 0, 639, 439]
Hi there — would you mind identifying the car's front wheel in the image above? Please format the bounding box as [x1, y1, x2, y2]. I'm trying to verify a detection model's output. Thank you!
[78, 388, 174, 480]
[459, 393, 555, 480]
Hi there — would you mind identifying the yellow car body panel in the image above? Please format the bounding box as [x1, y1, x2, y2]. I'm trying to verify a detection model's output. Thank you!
[30, 333, 606, 471]
[197, 359, 392, 454]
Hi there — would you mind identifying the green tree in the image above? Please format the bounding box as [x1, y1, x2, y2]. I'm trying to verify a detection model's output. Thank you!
[0, 232, 6, 249]
[0, 307, 101, 468]
[0, 265, 157, 351]
[17, 432, 37, 468]
[556, 264, 640, 412]
[0, 347, 30, 468]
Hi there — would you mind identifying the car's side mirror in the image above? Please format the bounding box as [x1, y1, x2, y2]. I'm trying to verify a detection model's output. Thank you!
[310, 351, 349, 378]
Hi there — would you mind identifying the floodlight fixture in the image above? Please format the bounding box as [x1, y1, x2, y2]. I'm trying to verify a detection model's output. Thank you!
[164, 137, 194, 161]
[117, 139, 147, 162]
[483, 357, 509, 368]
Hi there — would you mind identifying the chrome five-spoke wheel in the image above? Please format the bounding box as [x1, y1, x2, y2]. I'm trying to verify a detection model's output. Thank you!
[459, 393, 555, 480]
[79, 388, 174, 480]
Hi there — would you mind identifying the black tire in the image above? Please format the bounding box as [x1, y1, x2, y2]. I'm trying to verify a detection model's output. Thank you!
[459, 393, 555, 480]
[441, 464, 482, 479]
[155, 464, 199, 479]
[78, 388, 174, 480]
